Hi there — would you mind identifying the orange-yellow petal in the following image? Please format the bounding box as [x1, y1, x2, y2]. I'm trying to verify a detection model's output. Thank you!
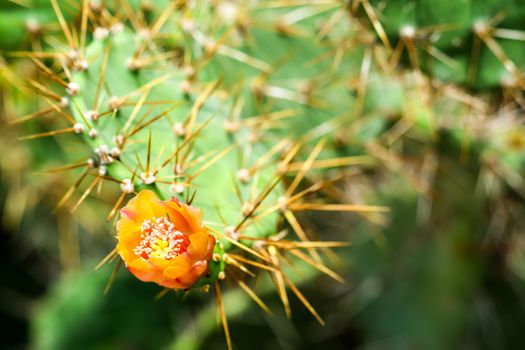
[116, 190, 215, 290]
[164, 198, 203, 234]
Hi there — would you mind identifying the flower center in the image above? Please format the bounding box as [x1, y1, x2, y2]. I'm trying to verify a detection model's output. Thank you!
[134, 216, 190, 260]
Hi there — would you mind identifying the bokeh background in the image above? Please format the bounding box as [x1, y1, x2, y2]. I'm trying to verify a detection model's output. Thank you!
[2, 1, 525, 349]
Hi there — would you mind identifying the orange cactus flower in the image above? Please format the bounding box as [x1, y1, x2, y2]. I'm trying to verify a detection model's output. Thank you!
[116, 190, 216, 289]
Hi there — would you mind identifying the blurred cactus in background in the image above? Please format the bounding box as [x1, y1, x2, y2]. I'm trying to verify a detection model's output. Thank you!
[2, 0, 525, 349]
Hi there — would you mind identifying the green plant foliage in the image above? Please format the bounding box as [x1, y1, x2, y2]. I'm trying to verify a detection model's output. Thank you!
[370, 0, 525, 88]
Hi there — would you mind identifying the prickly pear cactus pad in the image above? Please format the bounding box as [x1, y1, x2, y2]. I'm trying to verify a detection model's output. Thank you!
[366, 0, 525, 88]
[10, 2, 386, 347]
[6, 0, 525, 349]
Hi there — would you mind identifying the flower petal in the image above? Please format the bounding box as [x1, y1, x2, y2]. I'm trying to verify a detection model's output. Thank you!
[116, 190, 215, 289]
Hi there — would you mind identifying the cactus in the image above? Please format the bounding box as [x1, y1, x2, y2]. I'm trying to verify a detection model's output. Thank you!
[366, 0, 525, 88]
[6, 0, 525, 349]
[11, 2, 381, 347]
